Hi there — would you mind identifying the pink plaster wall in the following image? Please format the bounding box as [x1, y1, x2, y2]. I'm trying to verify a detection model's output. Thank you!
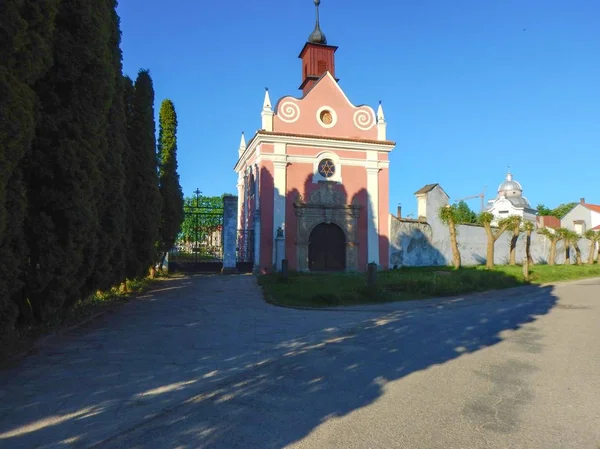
[273, 74, 377, 141]
[259, 160, 274, 272]
[288, 146, 366, 160]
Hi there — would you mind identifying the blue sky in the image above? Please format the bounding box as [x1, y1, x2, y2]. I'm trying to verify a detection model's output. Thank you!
[117, 0, 599, 217]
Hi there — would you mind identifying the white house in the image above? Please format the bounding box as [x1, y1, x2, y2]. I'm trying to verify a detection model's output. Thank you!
[485, 171, 537, 226]
[561, 199, 600, 235]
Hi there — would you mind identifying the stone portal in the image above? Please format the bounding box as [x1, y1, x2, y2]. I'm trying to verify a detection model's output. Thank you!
[294, 182, 360, 272]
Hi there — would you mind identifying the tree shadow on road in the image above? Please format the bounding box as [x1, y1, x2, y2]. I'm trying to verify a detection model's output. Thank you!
[0, 275, 559, 448]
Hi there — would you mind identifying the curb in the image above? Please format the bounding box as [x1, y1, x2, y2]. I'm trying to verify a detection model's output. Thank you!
[259, 275, 600, 313]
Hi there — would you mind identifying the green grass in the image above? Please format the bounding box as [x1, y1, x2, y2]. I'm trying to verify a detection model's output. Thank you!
[258, 264, 600, 308]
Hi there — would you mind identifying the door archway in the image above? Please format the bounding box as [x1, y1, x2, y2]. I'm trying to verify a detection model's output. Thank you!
[308, 223, 346, 271]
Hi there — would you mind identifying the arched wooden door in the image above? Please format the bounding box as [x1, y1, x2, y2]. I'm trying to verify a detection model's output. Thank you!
[308, 223, 346, 271]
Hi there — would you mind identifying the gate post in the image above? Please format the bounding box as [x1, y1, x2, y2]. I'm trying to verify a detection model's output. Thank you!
[222, 195, 239, 274]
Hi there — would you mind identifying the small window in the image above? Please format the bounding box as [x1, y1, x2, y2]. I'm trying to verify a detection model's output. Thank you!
[318, 158, 335, 178]
[304, 64, 308, 78]
[317, 60, 327, 73]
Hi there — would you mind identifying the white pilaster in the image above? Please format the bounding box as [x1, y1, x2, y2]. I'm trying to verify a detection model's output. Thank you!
[272, 150, 287, 268]
[261, 88, 274, 132]
[253, 164, 261, 268]
[366, 166, 380, 265]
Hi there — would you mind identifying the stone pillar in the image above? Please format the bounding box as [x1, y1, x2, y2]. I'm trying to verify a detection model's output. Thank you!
[274, 227, 285, 272]
[222, 195, 238, 274]
[236, 174, 244, 231]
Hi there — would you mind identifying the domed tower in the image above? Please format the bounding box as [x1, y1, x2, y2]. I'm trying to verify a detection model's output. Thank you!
[497, 172, 523, 198]
[486, 170, 537, 225]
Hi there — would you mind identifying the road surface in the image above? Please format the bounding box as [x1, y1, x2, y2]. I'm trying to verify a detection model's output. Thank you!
[0, 275, 598, 449]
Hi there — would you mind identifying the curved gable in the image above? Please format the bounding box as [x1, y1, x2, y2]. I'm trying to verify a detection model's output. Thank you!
[273, 72, 377, 140]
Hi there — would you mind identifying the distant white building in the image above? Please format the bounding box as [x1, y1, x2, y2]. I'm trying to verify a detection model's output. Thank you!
[561, 199, 600, 235]
[486, 171, 537, 226]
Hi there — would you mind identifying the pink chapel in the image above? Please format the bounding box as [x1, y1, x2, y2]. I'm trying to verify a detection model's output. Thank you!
[234, 0, 395, 273]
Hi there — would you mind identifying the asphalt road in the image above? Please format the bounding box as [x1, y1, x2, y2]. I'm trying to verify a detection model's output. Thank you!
[0, 275, 599, 449]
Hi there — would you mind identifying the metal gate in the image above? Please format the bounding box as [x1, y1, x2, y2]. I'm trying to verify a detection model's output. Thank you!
[236, 230, 255, 273]
[169, 200, 224, 273]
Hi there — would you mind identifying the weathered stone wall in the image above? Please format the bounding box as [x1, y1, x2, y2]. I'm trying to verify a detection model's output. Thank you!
[389, 185, 595, 267]
[390, 216, 593, 267]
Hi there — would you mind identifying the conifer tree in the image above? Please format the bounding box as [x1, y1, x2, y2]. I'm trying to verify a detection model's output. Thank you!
[88, 0, 129, 292]
[125, 70, 162, 279]
[0, 0, 57, 329]
[157, 100, 184, 267]
[25, 0, 113, 321]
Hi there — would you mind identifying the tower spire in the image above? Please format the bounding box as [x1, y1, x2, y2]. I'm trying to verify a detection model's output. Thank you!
[308, 0, 327, 44]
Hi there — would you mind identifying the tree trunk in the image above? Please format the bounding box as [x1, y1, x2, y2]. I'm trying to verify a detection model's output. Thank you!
[526, 231, 534, 265]
[509, 228, 519, 265]
[588, 241, 597, 265]
[574, 243, 582, 265]
[448, 219, 461, 269]
[484, 225, 495, 269]
[564, 245, 571, 265]
[549, 240, 557, 265]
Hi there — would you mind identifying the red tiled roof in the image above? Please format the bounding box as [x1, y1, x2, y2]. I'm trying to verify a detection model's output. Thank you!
[584, 203, 600, 214]
[593, 224, 600, 231]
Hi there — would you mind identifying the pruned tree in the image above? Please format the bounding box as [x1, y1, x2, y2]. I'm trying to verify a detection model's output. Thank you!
[479, 212, 510, 269]
[523, 221, 535, 265]
[557, 229, 580, 265]
[538, 228, 563, 266]
[504, 216, 522, 266]
[584, 230, 600, 265]
[439, 205, 461, 269]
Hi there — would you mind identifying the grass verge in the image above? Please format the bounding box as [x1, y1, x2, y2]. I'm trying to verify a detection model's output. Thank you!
[0, 273, 181, 366]
[258, 264, 600, 308]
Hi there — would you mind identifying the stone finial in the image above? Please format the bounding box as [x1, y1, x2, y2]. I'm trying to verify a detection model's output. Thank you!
[261, 88, 274, 131]
[238, 132, 246, 155]
[377, 101, 385, 123]
[377, 101, 387, 141]
[263, 88, 272, 111]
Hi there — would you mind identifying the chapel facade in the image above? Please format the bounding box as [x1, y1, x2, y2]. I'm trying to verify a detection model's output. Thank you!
[234, 0, 395, 273]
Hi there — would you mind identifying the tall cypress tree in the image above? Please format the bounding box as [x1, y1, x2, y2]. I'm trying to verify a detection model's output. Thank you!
[25, 0, 113, 321]
[88, 0, 129, 292]
[0, 0, 57, 329]
[125, 70, 162, 279]
[157, 99, 184, 266]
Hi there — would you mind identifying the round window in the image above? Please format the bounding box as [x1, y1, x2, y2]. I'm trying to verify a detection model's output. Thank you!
[318, 158, 335, 178]
[320, 110, 333, 125]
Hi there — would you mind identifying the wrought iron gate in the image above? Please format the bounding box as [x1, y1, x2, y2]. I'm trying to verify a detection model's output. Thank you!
[169, 201, 224, 273]
[236, 230, 255, 273]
